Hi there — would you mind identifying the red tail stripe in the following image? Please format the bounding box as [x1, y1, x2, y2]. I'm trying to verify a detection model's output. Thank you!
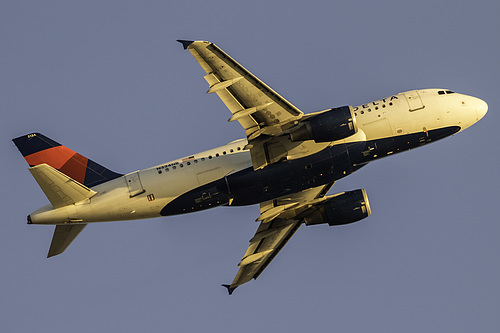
[59, 153, 88, 184]
[25, 146, 76, 169]
[24, 146, 89, 184]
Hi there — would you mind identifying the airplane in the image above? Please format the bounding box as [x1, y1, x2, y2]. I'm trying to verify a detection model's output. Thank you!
[13, 40, 487, 295]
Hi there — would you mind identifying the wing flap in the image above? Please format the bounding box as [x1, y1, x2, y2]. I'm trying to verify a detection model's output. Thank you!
[29, 163, 97, 209]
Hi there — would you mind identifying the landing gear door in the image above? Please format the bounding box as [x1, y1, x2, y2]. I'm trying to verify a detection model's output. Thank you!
[404, 91, 425, 111]
[124, 172, 145, 198]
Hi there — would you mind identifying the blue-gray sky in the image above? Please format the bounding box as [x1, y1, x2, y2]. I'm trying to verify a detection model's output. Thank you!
[2, 1, 499, 332]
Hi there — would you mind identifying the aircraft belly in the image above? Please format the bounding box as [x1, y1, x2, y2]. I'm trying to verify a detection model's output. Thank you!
[161, 144, 357, 211]
[159, 180, 231, 215]
[351, 126, 461, 164]
[159, 126, 460, 216]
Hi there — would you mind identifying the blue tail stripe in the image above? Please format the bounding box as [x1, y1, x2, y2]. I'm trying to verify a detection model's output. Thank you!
[12, 133, 61, 157]
[84, 159, 122, 187]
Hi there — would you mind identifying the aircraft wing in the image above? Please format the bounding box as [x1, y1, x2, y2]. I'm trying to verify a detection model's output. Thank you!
[178, 40, 305, 169]
[223, 182, 334, 295]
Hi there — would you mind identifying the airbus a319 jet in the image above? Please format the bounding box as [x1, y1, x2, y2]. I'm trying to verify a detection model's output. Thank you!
[13, 40, 487, 294]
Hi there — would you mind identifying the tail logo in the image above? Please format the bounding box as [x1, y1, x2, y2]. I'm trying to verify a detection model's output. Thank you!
[24, 146, 88, 184]
[13, 133, 122, 187]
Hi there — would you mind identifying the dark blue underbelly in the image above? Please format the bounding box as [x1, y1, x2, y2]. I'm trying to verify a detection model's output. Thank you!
[160, 126, 460, 216]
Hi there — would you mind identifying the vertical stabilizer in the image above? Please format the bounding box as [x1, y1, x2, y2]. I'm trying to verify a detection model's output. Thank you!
[13, 133, 122, 187]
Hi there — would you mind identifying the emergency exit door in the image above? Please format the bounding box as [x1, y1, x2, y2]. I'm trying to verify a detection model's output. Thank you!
[124, 172, 145, 198]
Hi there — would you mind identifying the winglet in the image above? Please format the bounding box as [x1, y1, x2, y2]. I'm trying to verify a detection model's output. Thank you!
[177, 40, 194, 50]
[221, 284, 237, 295]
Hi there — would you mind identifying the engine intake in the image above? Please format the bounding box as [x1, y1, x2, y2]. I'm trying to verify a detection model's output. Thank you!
[290, 106, 357, 142]
[303, 189, 371, 226]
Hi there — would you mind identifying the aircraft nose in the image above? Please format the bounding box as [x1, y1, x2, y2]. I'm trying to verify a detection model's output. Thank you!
[476, 98, 488, 121]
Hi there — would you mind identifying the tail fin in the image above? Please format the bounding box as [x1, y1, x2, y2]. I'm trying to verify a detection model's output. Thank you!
[13, 133, 122, 187]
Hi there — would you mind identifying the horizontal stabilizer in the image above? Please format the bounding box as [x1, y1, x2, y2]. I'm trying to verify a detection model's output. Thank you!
[29, 163, 97, 209]
[48, 224, 87, 257]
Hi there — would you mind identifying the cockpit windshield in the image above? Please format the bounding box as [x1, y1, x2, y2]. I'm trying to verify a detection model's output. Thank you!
[438, 90, 455, 95]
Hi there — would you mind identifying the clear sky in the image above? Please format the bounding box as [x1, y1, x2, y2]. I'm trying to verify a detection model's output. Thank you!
[2, 1, 499, 332]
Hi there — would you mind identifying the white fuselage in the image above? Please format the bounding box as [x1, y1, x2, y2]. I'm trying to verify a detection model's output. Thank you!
[29, 89, 487, 225]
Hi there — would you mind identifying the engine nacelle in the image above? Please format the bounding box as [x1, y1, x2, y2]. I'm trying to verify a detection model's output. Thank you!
[289, 105, 357, 142]
[303, 189, 371, 226]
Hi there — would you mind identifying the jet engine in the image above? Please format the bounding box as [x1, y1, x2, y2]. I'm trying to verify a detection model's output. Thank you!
[289, 106, 357, 142]
[303, 189, 371, 226]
